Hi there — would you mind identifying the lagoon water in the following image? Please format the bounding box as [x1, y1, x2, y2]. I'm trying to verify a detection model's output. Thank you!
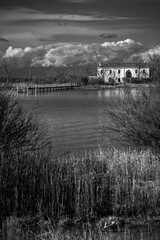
[18, 88, 160, 239]
[21, 88, 121, 153]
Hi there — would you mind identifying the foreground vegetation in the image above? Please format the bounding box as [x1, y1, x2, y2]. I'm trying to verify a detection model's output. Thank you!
[2, 214, 160, 240]
[1, 147, 160, 239]
[1, 78, 160, 239]
[1, 148, 160, 239]
[2, 147, 160, 220]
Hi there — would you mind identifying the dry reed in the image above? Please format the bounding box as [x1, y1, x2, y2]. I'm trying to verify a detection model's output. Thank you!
[1, 148, 160, 223]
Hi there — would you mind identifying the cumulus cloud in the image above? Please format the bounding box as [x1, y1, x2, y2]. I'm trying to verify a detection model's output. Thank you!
[98, 39, 143, 62]
[0, 37, 9, 42]
[2, 39, 147, 68]
[99, 33, 117, 39]
[3, 45, 47, 68]
[128, 45, 160, 63]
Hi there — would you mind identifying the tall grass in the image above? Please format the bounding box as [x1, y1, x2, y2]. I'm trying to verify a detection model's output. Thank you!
[1, 148, 160, 223]
[4, 217, 159, 240]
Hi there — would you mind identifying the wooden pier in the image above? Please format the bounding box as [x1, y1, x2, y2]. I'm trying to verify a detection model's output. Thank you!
[12, 83, 81, 96]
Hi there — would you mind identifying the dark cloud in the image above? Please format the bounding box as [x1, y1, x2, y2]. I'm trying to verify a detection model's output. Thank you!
[0, 37, 9, 42]
[56, 21, 67, 26]
[61, 0, 95, 3]
[99, 33, 117, 39]
[39, 38, 55, 42]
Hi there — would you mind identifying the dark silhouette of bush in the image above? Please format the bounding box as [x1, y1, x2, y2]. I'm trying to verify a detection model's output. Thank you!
[123, 77, 151, 84]
[88, 77, 104, 85]
[108, 77, 115, 85]
[0, 88, 49, 155]
[81, 76, 89, 85]
[106, 84, 160, 150]
[149, 55, 160, 82]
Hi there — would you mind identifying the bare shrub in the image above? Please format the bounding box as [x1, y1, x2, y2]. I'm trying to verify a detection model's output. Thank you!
[106, 84, 160, 150]
[0, 85, 50, 220]
[0, 89, 49, 154]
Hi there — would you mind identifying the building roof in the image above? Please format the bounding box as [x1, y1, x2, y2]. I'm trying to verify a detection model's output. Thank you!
[98, 62, 149, 68]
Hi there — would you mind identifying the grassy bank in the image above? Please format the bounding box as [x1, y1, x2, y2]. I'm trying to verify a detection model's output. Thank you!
[2, 214, 160, 240]
[1, 148, 160, 239]
[1, 148, 160, 221]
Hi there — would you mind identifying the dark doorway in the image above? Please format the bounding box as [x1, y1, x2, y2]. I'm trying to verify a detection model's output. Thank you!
[126, 70, 132, 78]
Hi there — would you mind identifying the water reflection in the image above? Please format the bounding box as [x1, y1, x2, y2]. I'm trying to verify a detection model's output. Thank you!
[97, 88, 123, 98]
[21, 88, 134, 153]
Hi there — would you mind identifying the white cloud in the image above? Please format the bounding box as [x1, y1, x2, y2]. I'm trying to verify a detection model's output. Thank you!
[2, 39, 145, 68]
[101, 39, 142, 47]
[129, 45, 160, 62]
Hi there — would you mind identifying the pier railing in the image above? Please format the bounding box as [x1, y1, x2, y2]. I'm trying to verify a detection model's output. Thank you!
[10, 83, 81, 96]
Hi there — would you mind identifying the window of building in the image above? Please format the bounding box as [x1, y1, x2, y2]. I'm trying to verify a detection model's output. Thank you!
[135, 69, 138, 74]
[109, 70, 112, 74]
[118, 78, 121, 82]
[143, 69, 146, 74]
[101, 69, 103, 74]
[118, 70, 121, 74]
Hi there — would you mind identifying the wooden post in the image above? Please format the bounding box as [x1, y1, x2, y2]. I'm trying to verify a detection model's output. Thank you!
[7, 217, 18, 240]
[26, 85, 29, 96]
[16, 85, 19, 97]
[35, 84, 37, 96]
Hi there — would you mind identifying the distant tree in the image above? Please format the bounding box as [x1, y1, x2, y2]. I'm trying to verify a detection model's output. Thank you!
[81, 76, 89, 85]
[88, 77, 104, 85]
[148, 54, 160, 82]
[1, 58, 11, 84]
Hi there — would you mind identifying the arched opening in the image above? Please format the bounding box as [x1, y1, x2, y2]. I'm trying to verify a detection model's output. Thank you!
[126, 70, 132, 78]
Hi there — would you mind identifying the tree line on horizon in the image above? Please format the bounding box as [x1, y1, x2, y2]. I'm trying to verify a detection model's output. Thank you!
[0, 63, 97, 84]
[0, 54, 160, 85]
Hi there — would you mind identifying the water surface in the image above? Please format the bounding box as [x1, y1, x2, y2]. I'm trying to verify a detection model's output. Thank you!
[15, 88, 160, 239]
[21, 88, 122, 153]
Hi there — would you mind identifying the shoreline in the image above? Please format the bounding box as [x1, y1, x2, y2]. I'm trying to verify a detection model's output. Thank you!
[1, 214, 160, 240]
[79, 83, 152, 90]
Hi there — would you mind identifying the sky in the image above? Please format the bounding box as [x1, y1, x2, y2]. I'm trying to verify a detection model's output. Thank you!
[0, 0, 160, 67]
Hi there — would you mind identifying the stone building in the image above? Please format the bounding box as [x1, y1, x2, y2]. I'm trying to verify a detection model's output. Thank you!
[97, 62, 150, 83]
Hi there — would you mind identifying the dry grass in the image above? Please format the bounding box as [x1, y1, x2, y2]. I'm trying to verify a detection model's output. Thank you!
[1, 148, 160, 223]
[2, 213, 160, 240]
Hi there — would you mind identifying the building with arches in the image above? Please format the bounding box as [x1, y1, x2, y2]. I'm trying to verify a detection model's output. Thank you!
[97, 62, 150, 83]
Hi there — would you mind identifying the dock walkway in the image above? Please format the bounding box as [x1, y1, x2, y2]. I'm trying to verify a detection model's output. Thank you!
[11, 83, 81, 96]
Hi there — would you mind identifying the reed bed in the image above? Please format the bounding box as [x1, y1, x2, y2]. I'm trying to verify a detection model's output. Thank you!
[1, 205, 160, 240]
[1, 148, 160, 224]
